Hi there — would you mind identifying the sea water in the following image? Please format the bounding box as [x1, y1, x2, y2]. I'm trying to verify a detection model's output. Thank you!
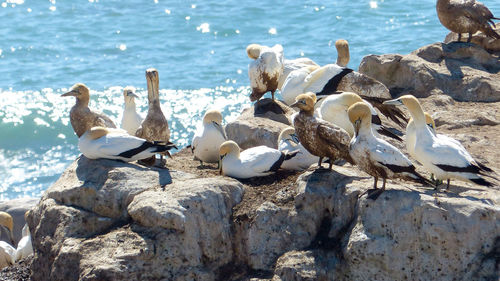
[1, 0, 499, 200]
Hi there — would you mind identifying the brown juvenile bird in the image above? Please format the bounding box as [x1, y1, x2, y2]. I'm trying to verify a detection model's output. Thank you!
[437, 0, 500, 42]
[135, 68, 171, 166]
[61, 83, 116, 137]
[290, 92, 353, 169]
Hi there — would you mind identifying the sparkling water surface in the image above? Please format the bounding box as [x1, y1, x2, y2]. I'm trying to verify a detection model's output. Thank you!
[1, 0, 499, 200]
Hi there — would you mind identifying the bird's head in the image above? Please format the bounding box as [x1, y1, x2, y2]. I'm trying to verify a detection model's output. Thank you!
[348, 101, 371, 136]
[203, 109, 223, 125]
[246, 43, 263, 59]
[218, 140, 240, 174]
[61, 83, 90, 100]
[0, 211, 15, 245]
[123, 86, 138, 100]
[290, 92, 316, 113]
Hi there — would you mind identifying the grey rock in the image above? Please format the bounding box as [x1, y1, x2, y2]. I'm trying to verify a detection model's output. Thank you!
[359, 42, 500, 102]
[226, 98, 294, 149]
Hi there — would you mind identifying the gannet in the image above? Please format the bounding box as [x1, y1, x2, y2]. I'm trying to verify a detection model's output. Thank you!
[191, 109, 227, 165]
[406, 112, 440, 159]
[218, 140, 298, 179]
[246, 43, 319, 92]
[0, 212, 15, 246]
[319, 92, 403, 141]
[61, 83, 117, 137]
[135, 68, 171, 165]
[247, 44, 284, 101]
[437, 0, 500, 42]
[14, 223, 32, 261]
[277, 127, 319, 171]
[348, 102, 430, 200]
[384, 95, 495, 189]
[79, 127, 176, 162]
[280, 63, 407, 127]
[120, 86, 143, 135]
[335, 39, 350, 67]
[0, 241, 15, 270]
[291, 93, 353, 169]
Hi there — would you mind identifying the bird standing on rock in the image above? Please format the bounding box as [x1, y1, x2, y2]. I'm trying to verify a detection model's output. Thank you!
[384, 95, 496, 190]
[436, 0, 500, 42]
[120, 86, 143, 135]
[61, 83, 116, 137]
[291, 93, 353, 169]
[247, 44, 284, 102]
[347, 102, 430, 200]
[135, 68, 171, 166]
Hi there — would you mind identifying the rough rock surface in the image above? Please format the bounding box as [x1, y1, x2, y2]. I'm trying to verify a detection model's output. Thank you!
[444, 26, 500, 53]
[359, 42, 500, 102]
[225, 98, 294, 149]
[22, 94, 500, 281]
[0, 197, 38, 244]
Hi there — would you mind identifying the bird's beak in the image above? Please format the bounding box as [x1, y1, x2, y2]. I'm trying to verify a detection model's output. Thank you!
[383, 98, 403, 106]
[61, 90, 77, 97]
[127, 92, 139, 98]
[354, 119, 361, 136]
[290, 101, 300, 108]
[218, 155, 225, 175]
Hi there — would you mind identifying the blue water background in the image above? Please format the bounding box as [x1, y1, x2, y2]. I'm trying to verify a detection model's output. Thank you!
[1, 0, 498, 200]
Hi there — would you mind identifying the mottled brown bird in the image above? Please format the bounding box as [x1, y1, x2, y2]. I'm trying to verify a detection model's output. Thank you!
[135, 68, 171, 165]
[291, 92, 353, 169]
[437, 0, 500, 42]
[61, 83, 116, 137]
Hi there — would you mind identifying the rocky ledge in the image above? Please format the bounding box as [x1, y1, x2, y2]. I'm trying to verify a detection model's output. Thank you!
[23, 91, 500, 280]
[359, 41, 500, 102]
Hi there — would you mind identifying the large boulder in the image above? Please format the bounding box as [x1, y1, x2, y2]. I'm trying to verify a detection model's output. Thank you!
[342, 189, 500, 280]
[225, 98, 294, 149]
[359, 42, 500, 102]
[26, 156, 244, 281]
[233, 167, 366, 272]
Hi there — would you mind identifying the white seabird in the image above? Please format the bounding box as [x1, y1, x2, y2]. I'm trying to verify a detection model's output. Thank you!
[406, 112, 441, 160]
[218, 140, 298, 179]
[0, 241, 15, 270]
[277, 127, 319, 171]
[384, 95, 495, 189]
[246, 43, 319, 94]
[191, 109, 227, 165]
[247, 44, 284, 101]
[319, 92, 402, 141]
[79, 127, 176, 162]
[120, 86, 143, 135]
[14, 223, 32, 261]
[348, 102, 430, 200]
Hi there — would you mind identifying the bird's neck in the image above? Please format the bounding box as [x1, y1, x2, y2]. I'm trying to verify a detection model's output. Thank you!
[357, 119, 374, 138]
[76, 95, 90, 107]
[125, 99, 136, 110]
[300, 109, 314, 117]
[407, 103, 426, 127]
